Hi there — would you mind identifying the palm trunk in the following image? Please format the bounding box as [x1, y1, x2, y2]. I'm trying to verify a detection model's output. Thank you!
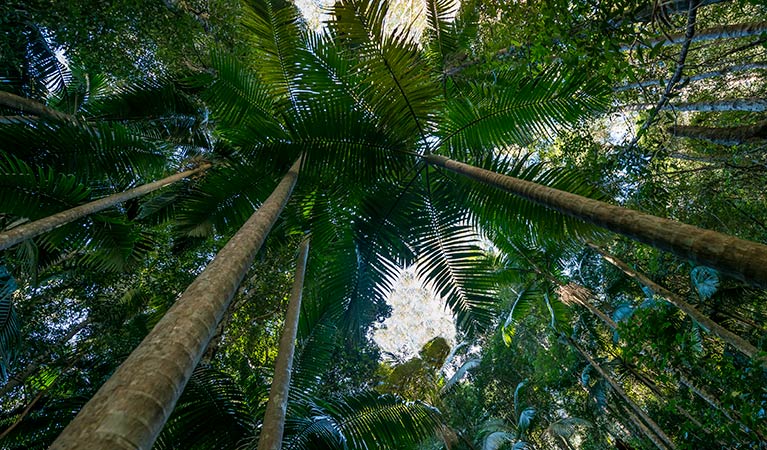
[590, 244, 764, 365]
[614, 62, 767, 92]
[668, 121, 767, 145]
[621, 21, 767, 51]
[0, 164, 210, 251]
[624, 98, 767, 112]
[425, 154, 767, 288]
[50, 158, 302, 450]
[557, 282, 619, 329]
[0, 91, 74, 122]
[567, 337, 676, 450]
[257, 238, 310, 450]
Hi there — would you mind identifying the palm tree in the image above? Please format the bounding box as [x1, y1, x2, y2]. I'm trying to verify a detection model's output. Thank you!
[43, 0, 767, 447]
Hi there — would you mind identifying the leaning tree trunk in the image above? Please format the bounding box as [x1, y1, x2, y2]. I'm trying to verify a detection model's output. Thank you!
[0, 164, 211, 251]
[668, 120, 767, 145]
[590, 244, 764, 365]
[424, 154, 767, 288]
[624, 98, 767, 112]
[614, 62, 767, 92]
[0, 91, 74, 122]
[257, 238, 310, 450]
[621, 21, 767, 50]
[50, 158, 302, 450]
[567, 337, 676, 450]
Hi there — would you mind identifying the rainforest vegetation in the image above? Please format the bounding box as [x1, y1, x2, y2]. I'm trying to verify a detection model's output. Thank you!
[0, 0, 766, 448]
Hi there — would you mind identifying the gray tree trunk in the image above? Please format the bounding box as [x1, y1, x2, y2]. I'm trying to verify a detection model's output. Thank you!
[425, 154, 767, 289]
[624, 98, 767, 112]
[568, 337, 676, 450]
[621, 21, 767, 50]
[257, 238, 310, 450]
[0, 164, 211, 251]
[668, 120, 767, 145]
[50, 158, 302, 450]
[615, 62, 767, 92]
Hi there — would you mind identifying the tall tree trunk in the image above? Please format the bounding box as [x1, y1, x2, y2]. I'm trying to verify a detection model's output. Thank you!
[629, 0, 729, 23]
[590, 244, 764, 365]
[424, 154, 767, 288]
[0, 164, 210, 251]
[621, 21, 767, 50]
[615, 62, 767, 92]
[257, 238, 310, 450]
[567, 337, 676, 450]
[0, 91, 74, 122]
[668, 120, 767, 145]
[50, 158, 302, 450]
[624, 98, 767, 112]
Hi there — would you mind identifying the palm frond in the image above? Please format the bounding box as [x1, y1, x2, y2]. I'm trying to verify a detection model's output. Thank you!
[0, 265, 20, 381]
[437, 66, 608, 154]
[283, 392, 441, 450]
[328, 0, 439, 146]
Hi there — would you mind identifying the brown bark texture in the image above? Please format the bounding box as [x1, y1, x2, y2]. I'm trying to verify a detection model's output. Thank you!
[668, 120, 767, 145]
[0, 164, 210, 251]
[0, 91, 74, 122]
[425, 154, 767, 289]
[49, 158, 301, 450]
[591, 245, 764, 365]
[257, 238, 310, 450]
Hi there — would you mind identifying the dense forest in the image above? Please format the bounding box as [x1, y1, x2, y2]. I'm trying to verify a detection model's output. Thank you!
[0, 0, 766, 448]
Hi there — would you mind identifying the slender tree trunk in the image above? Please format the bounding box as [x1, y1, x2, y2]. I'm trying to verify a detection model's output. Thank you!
[624, 98, 767, 112]
[0, 91, 74, 122]
[629, 0, 729, 23]
[567, 337, 676, 450]
[590, 244, 764, 365]
[257, 238, 310, 450]
[557, 282, 619, 329]
[50, 158, 302, 450]
[668, 120, 767, 145]
[425, 154, 767, 288]
[615, 62, 767, 92]
[0, 164, 210, 251]
[621, 21, 767, 51]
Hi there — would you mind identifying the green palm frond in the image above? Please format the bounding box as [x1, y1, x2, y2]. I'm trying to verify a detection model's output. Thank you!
[0, 265, 20, 381]
[76, 216, 157, 272]
[0, 120, 168, 185]
[423, 0, 461, 74]
[328, 0, 439, 146]
[283, 392, 441, 450]
[155, 365, 254, 450]
[0, 154, 90, 221]
[84, 78, 199, 121]
[446, 155, 607, 245]
[411, 171, 498, 335]
[437, 66, 608, 155]
[241, 0, 307, 111]
[23, 24, 71, 98]
[188, 51, 286, 142]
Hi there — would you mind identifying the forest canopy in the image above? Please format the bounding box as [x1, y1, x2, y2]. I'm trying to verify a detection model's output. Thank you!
[0, 0, 766, 449]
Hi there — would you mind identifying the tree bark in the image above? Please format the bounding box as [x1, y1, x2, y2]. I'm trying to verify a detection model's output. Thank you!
[615, 62, 767, 92]
[590, 244, 764, 365]
[624, 98, 767, 112]
[621, 21, 767, 50]
[668, 120, 767, 145]
[257, 238, 310, 450]
[425, 154, 767, 289]
[568, 337, 676, 450]
[49, 158, 302, 450]
[0, 164, 210, 251]
[0, 91, 74, 122]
